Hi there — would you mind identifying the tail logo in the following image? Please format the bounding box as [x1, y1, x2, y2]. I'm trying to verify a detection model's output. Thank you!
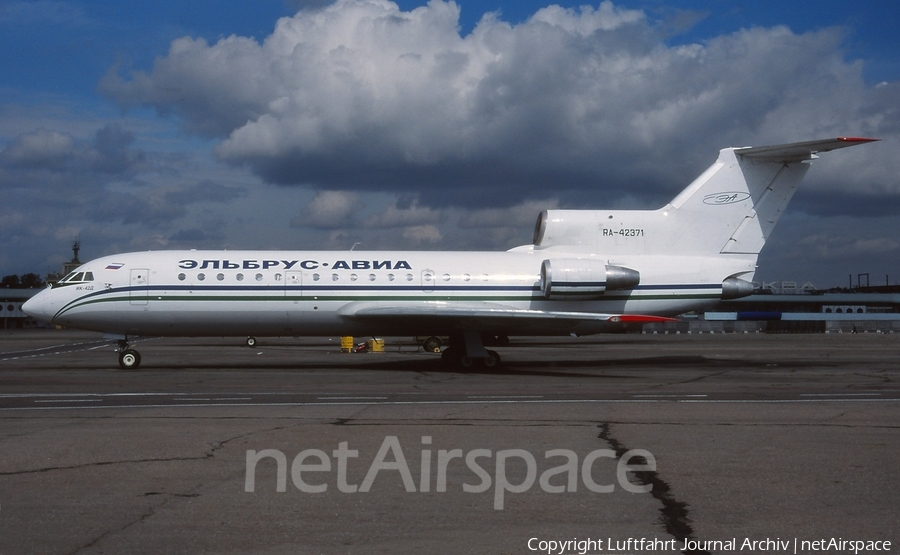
[703, 192, 751, 206]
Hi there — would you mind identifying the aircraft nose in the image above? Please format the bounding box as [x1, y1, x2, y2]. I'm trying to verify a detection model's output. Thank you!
[22, 290, 55, 323]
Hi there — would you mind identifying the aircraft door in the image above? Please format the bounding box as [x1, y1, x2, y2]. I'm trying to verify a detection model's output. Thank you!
[284, 271, 307, 333]
[130, 268, 149, 306]
[286, 271, 303, 299]
[422, 270, 435, 293]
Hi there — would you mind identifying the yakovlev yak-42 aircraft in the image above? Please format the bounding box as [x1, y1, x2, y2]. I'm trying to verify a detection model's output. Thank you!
[24, 137, 877, 368]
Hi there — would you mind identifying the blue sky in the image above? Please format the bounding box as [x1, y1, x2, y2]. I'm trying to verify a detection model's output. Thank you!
[2, 0, 899, 288]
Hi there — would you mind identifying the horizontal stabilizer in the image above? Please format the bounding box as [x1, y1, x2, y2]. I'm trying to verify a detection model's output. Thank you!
[735, 137, 878, 162]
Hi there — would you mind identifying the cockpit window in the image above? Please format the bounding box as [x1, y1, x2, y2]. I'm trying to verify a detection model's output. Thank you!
[54, 271, 95, 288]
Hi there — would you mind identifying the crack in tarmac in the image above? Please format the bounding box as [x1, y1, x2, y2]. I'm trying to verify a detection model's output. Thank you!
[0, 425, 289, 476]
[66, 486, 211, 555]
[42, 424, 301, 554]
[597, 422, 711, 555]
[66, 497, 166, 555]
[0, 455, 214, 477]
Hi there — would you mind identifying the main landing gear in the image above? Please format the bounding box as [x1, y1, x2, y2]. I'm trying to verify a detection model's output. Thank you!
[440, 331, 502, 368]
[421, 336, 443, 353]
[116, 339, 142, 369]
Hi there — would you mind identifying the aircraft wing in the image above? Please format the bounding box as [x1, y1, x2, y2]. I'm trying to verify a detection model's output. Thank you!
[343, 301, 677, 333]
[735, 137, 878, 162]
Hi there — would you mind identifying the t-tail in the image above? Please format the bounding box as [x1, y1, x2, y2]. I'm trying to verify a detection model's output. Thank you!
[528, 137, 878, 299]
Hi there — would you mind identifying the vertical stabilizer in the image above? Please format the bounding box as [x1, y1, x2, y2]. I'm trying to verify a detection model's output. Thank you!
[666, 137, 877, 256]
[663, 146, 810, 256]
[531, 137, 877, 259]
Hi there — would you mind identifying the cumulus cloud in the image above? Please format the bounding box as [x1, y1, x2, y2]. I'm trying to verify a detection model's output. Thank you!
[402, 224, 443, 244]
[294, 190, 363, 228]
[457, 199, 558, 228]
[0, 119, 259, 273]
[362, 198, 444, 228]
[99, 0, 899, 210]
[6, 0, 900, 287]
[0, 124, 144, 179]
[1, 129, 77, 169]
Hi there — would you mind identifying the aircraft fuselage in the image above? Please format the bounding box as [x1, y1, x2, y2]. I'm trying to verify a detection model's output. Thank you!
[26, 249, 735, 338]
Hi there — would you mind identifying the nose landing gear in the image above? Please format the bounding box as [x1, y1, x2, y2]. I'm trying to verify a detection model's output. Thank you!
[116, 339, 141, 369]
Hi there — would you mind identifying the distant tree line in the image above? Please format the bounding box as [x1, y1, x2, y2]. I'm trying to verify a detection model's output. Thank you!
[2, 274, 45, 288]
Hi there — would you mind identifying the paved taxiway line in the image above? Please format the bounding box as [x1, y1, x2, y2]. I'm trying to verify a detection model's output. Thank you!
[0, 335, 164, 364]
[0, 341, 114, 362]
[799, 392, 882, 396]
[33, 399, 103, 404]
[2, 394, 900, 411]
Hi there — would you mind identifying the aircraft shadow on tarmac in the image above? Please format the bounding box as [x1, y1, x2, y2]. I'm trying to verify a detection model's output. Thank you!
[115, 343, 834, 378]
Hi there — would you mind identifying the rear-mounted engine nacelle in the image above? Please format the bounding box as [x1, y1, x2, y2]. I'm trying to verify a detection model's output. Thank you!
[541, 259, 640, 299]
[721, 276, 755, 299]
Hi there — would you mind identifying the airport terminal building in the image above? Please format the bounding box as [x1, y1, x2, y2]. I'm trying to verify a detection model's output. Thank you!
[1, 289, 42, 329]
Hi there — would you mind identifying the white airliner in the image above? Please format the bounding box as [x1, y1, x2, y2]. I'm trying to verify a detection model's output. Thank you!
[24, 137, 876, 368]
